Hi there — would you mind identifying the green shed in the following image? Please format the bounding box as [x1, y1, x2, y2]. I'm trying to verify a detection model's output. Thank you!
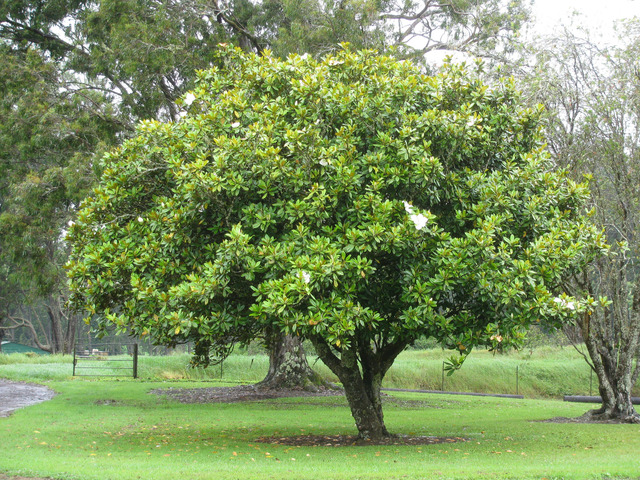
[0, 341, 50, 355]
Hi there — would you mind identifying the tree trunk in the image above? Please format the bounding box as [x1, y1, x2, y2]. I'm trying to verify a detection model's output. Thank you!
[256, 332, 327, 391]
[580, 312, 640, 423]
[310, 335, 408, 441]
[46, 295, 76, 355]
[64, 312, 78, 355]
[339, 347, 389, 440]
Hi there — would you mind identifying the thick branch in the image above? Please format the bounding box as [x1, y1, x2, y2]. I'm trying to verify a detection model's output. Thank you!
[210, 0, 266, 54]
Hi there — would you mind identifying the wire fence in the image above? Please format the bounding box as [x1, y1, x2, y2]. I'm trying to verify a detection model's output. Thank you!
[73, 343, 138, 378]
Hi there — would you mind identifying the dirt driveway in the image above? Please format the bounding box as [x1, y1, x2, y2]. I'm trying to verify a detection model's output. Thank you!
[0, 380, 55, 417]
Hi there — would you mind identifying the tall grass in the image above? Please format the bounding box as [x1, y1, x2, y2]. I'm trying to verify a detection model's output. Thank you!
[0, 353, 70, 365]
[379, 347, 602, 397]
[0, 353, 73, 382]
[136, 353, 270, 383]
[1, 346, 634, 398]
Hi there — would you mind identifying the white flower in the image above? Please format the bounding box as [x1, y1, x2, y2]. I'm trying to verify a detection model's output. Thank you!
[410, 213, 429, 230]
[231, 122, 241, 128]
[184, 92, 196, 106]
[301, 271, 311, 284]
[554, 297, 575, 310]
[137, 216, 144, 223]
[67, 220, 75, 227]
[403, 201, 429, 230]
[319, 159, 329, 166]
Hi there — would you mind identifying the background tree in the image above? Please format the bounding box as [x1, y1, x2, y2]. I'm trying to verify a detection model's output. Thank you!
[0, 45, 118, 353]
[513, 22, 640, 422]
[68, 48, 603, 440]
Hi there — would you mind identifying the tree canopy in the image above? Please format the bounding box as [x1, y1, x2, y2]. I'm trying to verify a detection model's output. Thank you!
[0, 44, 118, 352]
[0, 0, 529, 351]
[68, 47, 604, 439]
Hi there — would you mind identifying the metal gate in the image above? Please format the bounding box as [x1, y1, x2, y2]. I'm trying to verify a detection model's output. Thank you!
[73, 343, 138, 379]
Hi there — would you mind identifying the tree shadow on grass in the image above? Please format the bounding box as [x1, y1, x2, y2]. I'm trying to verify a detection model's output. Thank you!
[151, 384, 467, 446]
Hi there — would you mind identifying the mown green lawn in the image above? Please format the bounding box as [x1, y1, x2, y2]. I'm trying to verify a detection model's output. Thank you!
[1, 377, 638, 480]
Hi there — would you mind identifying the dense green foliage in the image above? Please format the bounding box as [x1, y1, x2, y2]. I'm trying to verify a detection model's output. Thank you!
[68, 48, 602, 354]
[0, 45, 118, 352]
[0, 0, 530, 352]
[67, 48, 603, 438]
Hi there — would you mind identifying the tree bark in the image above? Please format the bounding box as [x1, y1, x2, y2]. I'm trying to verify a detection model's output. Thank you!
[579, 312, 640, 423]
[309, 334, 409, 440]
[45, 294, 76, 355]
[256, 332, 327, 391]
[339, 347, 389, 440]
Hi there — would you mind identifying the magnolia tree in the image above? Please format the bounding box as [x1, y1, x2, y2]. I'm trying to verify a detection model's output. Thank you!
[67, 48, 604, 440]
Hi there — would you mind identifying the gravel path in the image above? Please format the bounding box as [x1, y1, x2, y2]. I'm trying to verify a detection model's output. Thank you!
[0, 380, 55, 417]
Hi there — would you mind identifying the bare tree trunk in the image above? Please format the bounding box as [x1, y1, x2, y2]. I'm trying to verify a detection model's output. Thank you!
[312, 338, 388, 439]
[48, 304, 63, 354]
[65, 313, 78, 354]
[19, 308, 52, 353]
[340, 348, 389, 440]
[46, 294, 76, 354]
[310, 334, 409, 441]
[578, 311, 640, 423]
[256, 331, 327, 391]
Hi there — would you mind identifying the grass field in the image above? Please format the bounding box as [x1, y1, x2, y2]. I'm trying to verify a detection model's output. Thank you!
[0, 346, 621, 397]
[1, 348, 639, 480]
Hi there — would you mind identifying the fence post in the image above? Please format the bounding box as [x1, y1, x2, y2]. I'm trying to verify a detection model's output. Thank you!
[133, 344, 138, 379]
[73, 343, 138, 378]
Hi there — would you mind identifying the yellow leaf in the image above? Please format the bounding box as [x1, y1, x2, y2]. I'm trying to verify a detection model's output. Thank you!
[175, 326, 181, 335]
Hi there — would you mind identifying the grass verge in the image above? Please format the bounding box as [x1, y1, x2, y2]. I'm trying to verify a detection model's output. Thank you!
[0, 379, 638, 480]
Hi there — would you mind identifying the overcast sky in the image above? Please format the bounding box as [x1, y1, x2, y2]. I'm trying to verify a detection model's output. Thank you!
[530, 0, 640, 37]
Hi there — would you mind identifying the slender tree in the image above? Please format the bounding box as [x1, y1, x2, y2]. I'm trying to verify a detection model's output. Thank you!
[513, 23, 640, 422]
